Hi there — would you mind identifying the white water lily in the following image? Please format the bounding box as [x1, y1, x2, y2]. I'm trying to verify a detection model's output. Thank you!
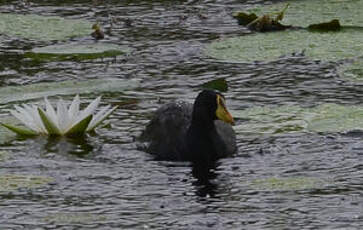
[1, 95, 118, 136]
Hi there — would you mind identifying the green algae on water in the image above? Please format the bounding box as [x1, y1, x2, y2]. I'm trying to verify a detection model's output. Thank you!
[0, 13, 92, 41]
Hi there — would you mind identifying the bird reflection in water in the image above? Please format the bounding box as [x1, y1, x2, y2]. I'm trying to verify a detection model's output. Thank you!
[191, 161, 220, 198]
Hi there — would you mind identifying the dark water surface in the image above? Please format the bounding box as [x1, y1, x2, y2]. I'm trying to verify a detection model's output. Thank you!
[1, 0, 363, 229]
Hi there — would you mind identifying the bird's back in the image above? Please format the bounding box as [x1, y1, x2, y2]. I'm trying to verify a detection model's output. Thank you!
[139, 101, 193, 161]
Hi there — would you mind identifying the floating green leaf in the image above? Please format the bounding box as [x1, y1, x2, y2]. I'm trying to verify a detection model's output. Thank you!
[233, 103, 363, 135]
[0, 79, 140, 104]
[205, 29, 363, 62]
[0, 174, 53, 192]
[0, 13, 92, 41]
[26, 43, 130, 61]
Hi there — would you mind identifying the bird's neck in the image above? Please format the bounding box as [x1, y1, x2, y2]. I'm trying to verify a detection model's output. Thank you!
[190, 116, 215, 132]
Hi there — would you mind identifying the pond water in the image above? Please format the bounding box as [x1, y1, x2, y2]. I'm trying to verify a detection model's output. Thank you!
[1, 0, 363, 229]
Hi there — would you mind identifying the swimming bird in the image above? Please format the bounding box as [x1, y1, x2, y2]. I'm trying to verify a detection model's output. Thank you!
[139, 90, 236, 164]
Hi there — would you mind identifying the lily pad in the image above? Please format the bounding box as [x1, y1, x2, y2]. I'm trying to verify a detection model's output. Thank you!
[205, 29, 363, 62]
[248, 0, 363, 27]
[0, 174, 53, 192]
[26, 43, 130, 61]
[338, 57, 363, 81]
[250, 177, 327, 191]
[0, 78, 140, 104]
[0, 13, 92, 41]
[233, 103, 363, 135]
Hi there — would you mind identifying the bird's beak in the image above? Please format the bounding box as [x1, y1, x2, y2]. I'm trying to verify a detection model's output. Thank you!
[216, 95, 235, 125]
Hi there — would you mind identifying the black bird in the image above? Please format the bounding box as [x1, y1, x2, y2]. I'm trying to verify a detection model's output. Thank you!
[139, 90, 236, 163]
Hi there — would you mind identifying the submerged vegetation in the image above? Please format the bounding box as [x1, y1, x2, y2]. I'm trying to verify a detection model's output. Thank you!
[250, 177, 327, 191]
[43, 213, 107, 224]
[0, 174, 53, 192]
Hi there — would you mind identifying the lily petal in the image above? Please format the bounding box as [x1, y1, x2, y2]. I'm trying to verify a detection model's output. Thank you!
[78, 96, 101, 123]
[87, 105, 118, 131]
[57, 99, 70, 134]
[68, 95, 80, 124]
[45, 97, 59, 129]
[24, 104, 47, 133]
[10, 108, 39, 132]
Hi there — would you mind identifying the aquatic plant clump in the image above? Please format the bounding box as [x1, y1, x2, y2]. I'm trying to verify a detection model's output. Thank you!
[233, 3, 291, 32]
[1, 95, 118, 136]
[0, 13, 92, 41]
